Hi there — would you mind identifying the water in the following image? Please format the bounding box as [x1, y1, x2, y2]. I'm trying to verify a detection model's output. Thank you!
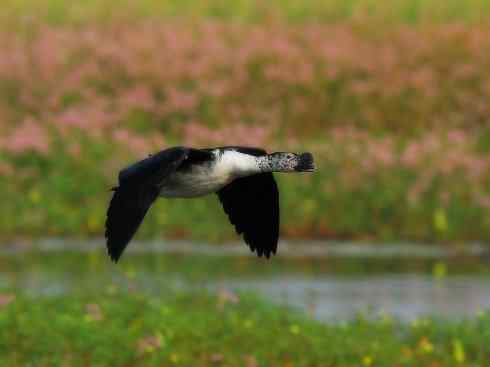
[215, 275, 490, 322]
[2, 240, 490, 322]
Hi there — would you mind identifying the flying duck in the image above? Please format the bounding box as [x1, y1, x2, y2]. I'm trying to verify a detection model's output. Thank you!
[105, 146, 315, 262]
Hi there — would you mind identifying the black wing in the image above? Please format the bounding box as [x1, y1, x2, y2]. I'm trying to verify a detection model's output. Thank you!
[105, 147, 190, 262]
[217, 173, 280, 258]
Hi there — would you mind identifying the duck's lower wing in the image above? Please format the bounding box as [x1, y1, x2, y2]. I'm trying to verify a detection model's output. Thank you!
[105, 184, 160, 262]
[105, 147, 192, 262]
[217, 173, 279, 258]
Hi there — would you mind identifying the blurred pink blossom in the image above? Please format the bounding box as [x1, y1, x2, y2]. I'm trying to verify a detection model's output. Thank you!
[4, 118, 49, 155]
[183, 121, 270, 147]
[120, 86, 155, 111]
[113, 129, 150, 154]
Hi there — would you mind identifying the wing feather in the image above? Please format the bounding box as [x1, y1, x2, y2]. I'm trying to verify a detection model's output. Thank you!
[105, 147, 189, 262]
[217, 173, 279, 258]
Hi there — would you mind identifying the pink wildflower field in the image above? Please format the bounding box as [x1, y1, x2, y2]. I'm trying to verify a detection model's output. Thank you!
[0, 21, 489, 242]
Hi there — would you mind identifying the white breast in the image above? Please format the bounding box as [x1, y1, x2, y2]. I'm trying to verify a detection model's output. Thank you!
[159, 149, 260, 198]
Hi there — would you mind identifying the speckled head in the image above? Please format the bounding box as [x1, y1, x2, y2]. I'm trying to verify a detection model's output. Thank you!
[267, 152, 315, 173]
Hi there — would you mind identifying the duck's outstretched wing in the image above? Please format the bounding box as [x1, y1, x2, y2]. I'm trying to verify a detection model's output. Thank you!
[105, 184, 159, 262]
[217, 172, 280, 258]
[105, 147, 193, 262]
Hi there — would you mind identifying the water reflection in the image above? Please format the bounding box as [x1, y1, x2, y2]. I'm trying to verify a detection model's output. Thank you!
[215, 275, 490, 322]
[1, 242, 490, 322]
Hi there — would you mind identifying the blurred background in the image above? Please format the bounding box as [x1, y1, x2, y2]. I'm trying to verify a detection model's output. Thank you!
[1, 1, 490, 366]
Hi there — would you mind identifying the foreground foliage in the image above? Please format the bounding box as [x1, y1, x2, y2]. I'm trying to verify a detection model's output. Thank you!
[0, 290, 489, 366]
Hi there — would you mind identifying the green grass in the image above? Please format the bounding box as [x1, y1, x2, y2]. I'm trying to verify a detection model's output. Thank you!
[1, 141, 489, 244]
[2, 0, 490, 25]
[1, 290, 490, 366]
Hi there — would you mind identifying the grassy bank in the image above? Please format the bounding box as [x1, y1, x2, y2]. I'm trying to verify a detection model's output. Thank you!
[0, 290, 489, 366]
[1, 135, 489, 243]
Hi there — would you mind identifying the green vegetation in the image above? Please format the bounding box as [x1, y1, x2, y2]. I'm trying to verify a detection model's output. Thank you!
[1, 137, 489, 243]
[2, 0, 490, 25]
[0, 291, 489, 366]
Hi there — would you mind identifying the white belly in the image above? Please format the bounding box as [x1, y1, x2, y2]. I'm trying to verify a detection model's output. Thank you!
[159, 165, 232, 198]
[158, 150, 261, 198]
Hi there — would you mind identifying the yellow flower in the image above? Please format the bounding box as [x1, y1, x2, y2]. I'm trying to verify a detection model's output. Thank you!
[432, 261, 447, 279]
[362, 355, 373, 366]
[170, 353, 180, 364]
[29, 189, 41, 204]
[289, 324, 300, 334]
[244, 319, 254, 328]
[452, 339, 465, 364]
[433, 208, 448, 233]
[418, 336, 434, 354]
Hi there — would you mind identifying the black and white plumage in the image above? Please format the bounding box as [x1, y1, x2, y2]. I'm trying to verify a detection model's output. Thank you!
[105, 146, 315, 262]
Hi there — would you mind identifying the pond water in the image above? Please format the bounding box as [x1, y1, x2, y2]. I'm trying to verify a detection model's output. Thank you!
[214, 275, 490, 322]
[1, 240, 490, 322]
